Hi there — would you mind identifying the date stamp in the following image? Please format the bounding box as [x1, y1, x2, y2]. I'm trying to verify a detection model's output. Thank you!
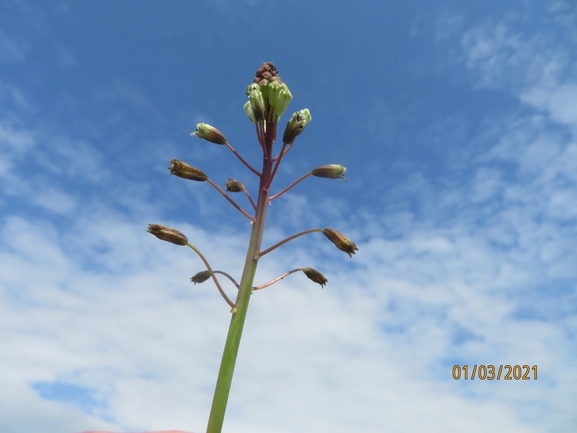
[452, 365, 537, 380]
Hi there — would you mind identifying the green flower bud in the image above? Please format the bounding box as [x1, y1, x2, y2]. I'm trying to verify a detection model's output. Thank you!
[311, 164, 347, 180]
[191, 270, 211, 285]
[168, 159, 208, 182]
[243, 101, 257, 124]
[190, 123, 227, 145]
[225, 178, 245, 192]
[302, 267, 328, 288]
[245, 83, 265, 124]
[282, 109, 312, 144]
[261, 80, 292, 121]
[147, 224, 188, 246]
[322, 228, 358, 258]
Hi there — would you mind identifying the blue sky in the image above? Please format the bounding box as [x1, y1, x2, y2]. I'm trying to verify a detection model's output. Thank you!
[1, 1, 576, 432]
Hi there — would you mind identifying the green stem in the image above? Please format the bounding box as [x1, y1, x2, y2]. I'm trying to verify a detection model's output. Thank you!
[205, 122, 276, 433]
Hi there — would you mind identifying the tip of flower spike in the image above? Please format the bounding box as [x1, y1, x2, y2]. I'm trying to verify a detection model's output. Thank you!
[253, 62, 282, 85]
[249, 63, 292, 122]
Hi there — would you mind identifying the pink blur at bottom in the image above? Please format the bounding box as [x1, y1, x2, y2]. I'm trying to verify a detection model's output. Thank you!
[78, 430, 193, 433]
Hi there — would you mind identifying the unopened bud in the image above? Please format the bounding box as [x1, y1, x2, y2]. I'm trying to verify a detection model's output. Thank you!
[261, 80, 292, 121]
[302, 267, 328, 288]
[147, 224, 188, 246]
[282, 109, 312, 144]
[311, 164, 347, 180]
[243, 101, 257, 124]
[322, 228, 358, 258]
[190, 123, 227, 145]
[225, 178, 245, 192]
[253, 62, 282, 85]
[249, 63, 292, 122]
[244, 83, 265, 124]
[191, 270, 211, 285]
[169, 159, 208, 182]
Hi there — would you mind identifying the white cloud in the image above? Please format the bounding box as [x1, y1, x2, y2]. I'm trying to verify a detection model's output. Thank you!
[521, 83, 577, 129]
[2, 137, 576, 431]
[460, 13, 577, 134]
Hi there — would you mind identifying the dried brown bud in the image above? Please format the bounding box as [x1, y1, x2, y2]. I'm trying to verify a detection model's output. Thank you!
[147, 224, 188, 246]
[225, 178, 245, 192]
[311, 164, 347, 180]
[322, 228, 358, 258]
[302, 267, 328, 288]
[191, 270, 211, 285]
[169, 159, 208, 182]
[253, 62, 282, 85]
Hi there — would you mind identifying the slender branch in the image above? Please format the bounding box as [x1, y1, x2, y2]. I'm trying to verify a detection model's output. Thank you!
[225, 142, 261, 176]
[272, 141, 293, 162]
[268, 172, 312, 202]
[252, 268, 302, 291]
[243, 189, 257, 211]
[213, 270, 240, 289]
[206, 178, 255, 222]
[186, 243, 236, 311]
[259, 228, 323, 257]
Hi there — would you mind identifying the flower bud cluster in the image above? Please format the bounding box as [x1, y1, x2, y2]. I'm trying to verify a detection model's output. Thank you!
[150, 62, 358, 316]
[253, 61, 282, 86]
[244, 62, 293, 123]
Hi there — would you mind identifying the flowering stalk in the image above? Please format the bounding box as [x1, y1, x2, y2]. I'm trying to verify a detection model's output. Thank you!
[148, 62, 357, 433]
[205, 123, 274, 433]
